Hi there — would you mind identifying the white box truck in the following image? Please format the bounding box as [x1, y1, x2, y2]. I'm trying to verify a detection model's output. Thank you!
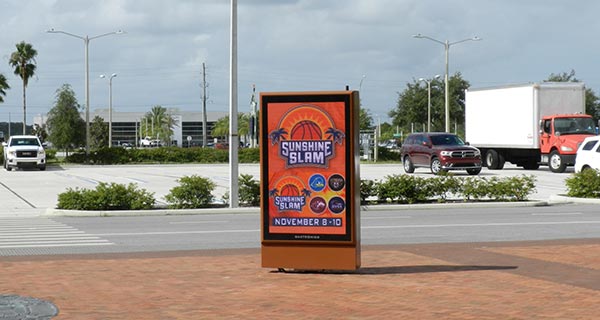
[465, 82, 597, 173]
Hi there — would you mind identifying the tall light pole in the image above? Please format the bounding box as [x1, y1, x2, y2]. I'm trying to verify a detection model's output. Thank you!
[229, 0, 239, 208]
[100, 73, 117, 147]
[413, 34, 481, 132]
[47, 28, 124, 157]
[418, 75, 440, 132]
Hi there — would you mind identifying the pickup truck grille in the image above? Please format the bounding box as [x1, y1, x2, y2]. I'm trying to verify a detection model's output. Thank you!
[450, 150, 477, 158]
[17, 150, 38, 158]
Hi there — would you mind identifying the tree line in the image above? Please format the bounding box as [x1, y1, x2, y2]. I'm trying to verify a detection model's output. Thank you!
[361, 69, 600, 142]
[3, 41, 599, 150]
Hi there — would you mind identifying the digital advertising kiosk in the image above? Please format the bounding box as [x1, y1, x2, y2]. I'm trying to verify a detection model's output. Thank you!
[260, 91, 361, 271]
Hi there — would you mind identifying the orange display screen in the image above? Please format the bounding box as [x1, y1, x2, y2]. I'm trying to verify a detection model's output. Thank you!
[261, 94, 352, 242]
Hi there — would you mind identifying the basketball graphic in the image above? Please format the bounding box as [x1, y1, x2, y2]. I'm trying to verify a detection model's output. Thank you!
[279, 184, 300, 196]
[290, 120, 322, 140]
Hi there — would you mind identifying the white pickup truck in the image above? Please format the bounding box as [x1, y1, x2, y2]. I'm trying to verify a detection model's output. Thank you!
[2, 135, 46, 171]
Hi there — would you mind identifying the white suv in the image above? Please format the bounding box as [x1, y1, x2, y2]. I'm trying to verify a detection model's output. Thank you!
[2, 135, 46, 171]
[574, 136, 600, 173]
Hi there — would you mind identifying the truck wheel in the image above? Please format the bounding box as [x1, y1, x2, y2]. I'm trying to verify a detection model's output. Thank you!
[497, 153, 505, 169]
[549, 150, 567, 173]
[485, 150, 500, 169]
[430, 158, 444, 175]
[403, 156, 415, 173]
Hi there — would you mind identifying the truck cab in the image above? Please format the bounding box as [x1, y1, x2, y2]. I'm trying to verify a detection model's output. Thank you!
[540, 114, 596, 173]
[2, 135, 47, 171]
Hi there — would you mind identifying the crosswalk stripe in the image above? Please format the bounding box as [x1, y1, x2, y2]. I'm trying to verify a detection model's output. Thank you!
[0, 217, 114, 249]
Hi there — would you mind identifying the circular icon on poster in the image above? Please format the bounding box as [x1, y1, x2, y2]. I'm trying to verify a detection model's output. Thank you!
[309, 196, 327, 214]
[328, 196, 345, 214]
[328, 174, 345, 191]
[308, 174, 326, 192]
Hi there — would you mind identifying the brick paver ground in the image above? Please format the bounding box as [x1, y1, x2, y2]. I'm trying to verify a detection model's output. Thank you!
[1, 238, 599, 319]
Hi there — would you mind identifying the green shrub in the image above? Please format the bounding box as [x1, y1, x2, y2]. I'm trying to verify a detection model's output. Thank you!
[56, 182, 155, 210]
[90, 147, 130, 164]
[426, 175, 462, 202]
[45, 148, 57, 161]
[460, 177, 492, 201]
[239, 148, 260, 163]
[65, 147, 235, 164]
[377, 174, 428, 204]
[239, 174, 260, 206]
[164, 175, 216, 209]
[486, 175, 536, 201]
[566, 169, 600, 198]
[372, 174, 536, 203]
[360, 179, 377, 204]
[64, 152, 87, 163]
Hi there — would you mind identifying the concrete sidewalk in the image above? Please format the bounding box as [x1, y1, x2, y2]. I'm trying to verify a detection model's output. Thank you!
[1, 238, 598, 319]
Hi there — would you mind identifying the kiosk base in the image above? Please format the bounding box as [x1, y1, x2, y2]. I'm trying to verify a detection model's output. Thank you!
[262, 244, 360, 271]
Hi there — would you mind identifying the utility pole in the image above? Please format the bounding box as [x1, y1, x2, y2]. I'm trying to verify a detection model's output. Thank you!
[202, 62, 208, 147]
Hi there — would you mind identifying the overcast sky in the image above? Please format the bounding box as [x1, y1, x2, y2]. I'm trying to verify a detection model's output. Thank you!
[1, 0, 600, 125]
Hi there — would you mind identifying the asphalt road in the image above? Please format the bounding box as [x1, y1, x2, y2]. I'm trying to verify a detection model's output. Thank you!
[1, 203, 599, 256]
[0, 162, 598, 257]
[0, 162, 575, 216]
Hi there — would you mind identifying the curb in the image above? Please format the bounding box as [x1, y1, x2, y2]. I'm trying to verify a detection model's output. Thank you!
[548, 194, 600, 204]
[45, 207, 260, 217]
[44, 200, 552, 217]
[361, 200, 550, 211]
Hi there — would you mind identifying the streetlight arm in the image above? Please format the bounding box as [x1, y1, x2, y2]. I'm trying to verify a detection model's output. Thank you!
[47, 29, 125, 41]
[89, 30, 125, 41]
[449, 36, 482, 46]
[412, 33, 445, 46]
[46, 29, 85, 40]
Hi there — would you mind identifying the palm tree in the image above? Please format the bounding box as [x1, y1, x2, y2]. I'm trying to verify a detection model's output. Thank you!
[9, 41, 37, 134]
[211, 113, 250, 145]
[141, 105, 178, 145]
[0, 73, 9, 103]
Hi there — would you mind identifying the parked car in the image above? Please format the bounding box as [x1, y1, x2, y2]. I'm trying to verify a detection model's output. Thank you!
[140, 137, 163, 147]
[2, 135, 46, 171]
[574, 136, 600, 173]
[400, 132, 482, 175]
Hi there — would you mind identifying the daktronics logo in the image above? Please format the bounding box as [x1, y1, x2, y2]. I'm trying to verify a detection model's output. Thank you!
[269, 105, 344, 169]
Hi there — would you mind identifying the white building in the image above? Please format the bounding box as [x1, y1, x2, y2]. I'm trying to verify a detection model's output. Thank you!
[33, 108, 230, 147]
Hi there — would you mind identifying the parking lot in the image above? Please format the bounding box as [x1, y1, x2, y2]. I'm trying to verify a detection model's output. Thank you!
[0, 162, 573, 215]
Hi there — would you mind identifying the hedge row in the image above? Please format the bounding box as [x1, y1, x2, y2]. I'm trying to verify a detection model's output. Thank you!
[65, 147, 260, 164]
[63, 146, 402, 164]
[57, 172, 540, 211]
[361, 174, 537, 204]
[56, 174, 260, 210]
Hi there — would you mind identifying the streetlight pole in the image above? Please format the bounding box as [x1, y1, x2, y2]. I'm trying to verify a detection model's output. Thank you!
[413, 34, 481, 132]
[359, 74, 366, 91]
[418, 75, 440, 132]
[100, 73, 117, 147]
[47, 28, 124, 157]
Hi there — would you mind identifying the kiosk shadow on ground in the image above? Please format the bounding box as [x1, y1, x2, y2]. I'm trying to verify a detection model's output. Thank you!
[274, 265, 518, 275]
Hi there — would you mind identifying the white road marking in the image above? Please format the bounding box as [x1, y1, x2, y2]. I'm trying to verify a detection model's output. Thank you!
[531, 212, 583, 216]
